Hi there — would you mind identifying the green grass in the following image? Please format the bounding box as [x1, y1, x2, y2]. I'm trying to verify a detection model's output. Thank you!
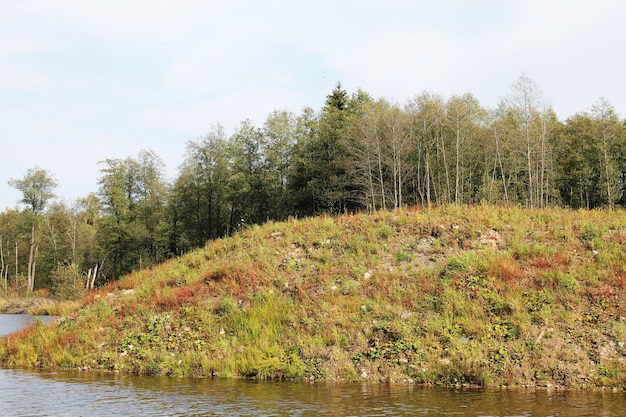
[1, 205, 626, 389]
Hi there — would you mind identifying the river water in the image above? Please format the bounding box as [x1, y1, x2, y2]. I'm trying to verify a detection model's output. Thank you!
[1, 316, 625, 416]
[0, 370, 624, 416]
[0, 314, 57, 337]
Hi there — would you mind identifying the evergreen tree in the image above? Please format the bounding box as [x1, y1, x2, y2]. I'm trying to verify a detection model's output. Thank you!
[290, 83, 355, 214]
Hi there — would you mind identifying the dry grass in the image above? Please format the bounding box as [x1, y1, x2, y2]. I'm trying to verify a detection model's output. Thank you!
[1, 204, 626, 388]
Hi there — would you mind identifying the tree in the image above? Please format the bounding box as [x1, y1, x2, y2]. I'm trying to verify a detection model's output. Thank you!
[0, 235, 5, 294]
[591, 98, 624, 209]
[556, 100, 625, 209]
[49, 262, 85, 300]
[169, 125, 231, 251]
[344, 96, 388, 211]
[290, 83, 354, 214]
[97, 150, 169, 279]
[6, 167, 58, 294]
[39, 198, 102, 286]
[555, 114, 597, 208]
[288, 107, 321, 215]
[263, 110, 300, 220]
[445, 94, 487, 205]
[228, 119, 270, 228]
[406, 92, 446, 207]
[381, 101, 413, 209]
[0, 209, 39, 295]
[8, 166, 58, 214]
[498, 75, 556, 208]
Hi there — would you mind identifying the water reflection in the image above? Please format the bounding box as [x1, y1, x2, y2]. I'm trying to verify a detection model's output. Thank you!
[0, 369, 624, 416]
[0, 314, 57, 337]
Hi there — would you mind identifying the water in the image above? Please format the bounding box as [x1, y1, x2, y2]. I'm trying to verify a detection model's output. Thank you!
[0, 369, 624, 417]
[1, 315, 625, 416]
[0, 314, 56, 337]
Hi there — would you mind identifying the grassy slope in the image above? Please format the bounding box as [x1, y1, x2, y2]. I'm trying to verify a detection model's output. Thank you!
[1, 205, 626, 388]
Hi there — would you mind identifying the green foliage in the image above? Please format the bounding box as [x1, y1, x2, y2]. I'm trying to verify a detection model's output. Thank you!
[8, 166, 58, 214]
[5, 182, 626, 388]
[49, 263, 85, 300]
[2, 71, 626, 388]
[97, 150, 170, 278]
[5, 80, 626, 297]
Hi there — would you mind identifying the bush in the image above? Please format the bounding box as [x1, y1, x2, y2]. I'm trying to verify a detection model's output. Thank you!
[50, 263, 86, 301]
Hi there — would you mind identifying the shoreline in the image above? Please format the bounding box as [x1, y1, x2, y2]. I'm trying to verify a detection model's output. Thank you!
[0, 297, 59, 315]
[1, 206, 625, 389]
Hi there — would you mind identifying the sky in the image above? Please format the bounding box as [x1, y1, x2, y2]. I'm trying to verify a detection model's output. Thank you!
[2, 0, 626, 210]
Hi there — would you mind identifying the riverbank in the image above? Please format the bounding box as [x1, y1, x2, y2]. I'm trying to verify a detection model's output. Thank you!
[1, 205, 625, 388]
[0, 296, 76, 316]
[0, 297, 55, 315]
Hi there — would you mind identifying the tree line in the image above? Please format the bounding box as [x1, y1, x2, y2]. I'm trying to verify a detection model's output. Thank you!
[2, 75, 625, 298]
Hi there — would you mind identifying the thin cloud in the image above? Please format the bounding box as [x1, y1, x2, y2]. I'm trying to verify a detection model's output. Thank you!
[2, 0, 626, 209]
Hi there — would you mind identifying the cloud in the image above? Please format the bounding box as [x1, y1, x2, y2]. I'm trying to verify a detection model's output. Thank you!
[0, 64, 54, 92]
[2, 0, 626, 210]
[10, 0, 214, 46]
[159, 40, 292, 98]
[136, 85, 316, 135]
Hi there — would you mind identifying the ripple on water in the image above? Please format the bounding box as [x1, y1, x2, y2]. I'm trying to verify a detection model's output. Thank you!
[0, 370, 625, 416]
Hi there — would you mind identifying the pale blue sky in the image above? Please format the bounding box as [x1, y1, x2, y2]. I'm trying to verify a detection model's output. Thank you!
[2, 0, 625, 210]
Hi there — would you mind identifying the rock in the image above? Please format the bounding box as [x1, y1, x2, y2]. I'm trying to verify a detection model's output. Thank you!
[478, 229, 502, 249]
[431, 225, 445, 237]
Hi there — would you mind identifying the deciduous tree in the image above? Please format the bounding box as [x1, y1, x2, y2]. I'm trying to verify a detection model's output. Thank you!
[8, 166, 58, 214]
[97, 150, 169, 278]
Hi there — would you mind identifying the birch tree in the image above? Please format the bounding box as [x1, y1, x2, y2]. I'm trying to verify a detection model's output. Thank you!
[406, 92, 445, 207]
[591, 98, 623, 209]
[445, 94, 486, 205]
[499, 75, 555, 207]
[382, 102, 413, 209]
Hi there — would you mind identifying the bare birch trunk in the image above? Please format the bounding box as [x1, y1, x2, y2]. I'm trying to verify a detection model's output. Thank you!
[27, 225, 37, 295]
[86, 268, 92, 289]
[0, 236, 5, 295]
[14, 240, 18, 289]
[90, 263, 98, 289]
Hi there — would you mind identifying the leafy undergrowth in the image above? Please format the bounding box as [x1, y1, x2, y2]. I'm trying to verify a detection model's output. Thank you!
[1, 205, 626, 389]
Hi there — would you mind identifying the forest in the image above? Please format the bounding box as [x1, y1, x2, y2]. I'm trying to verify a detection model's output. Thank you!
[1, 75, 625, 298]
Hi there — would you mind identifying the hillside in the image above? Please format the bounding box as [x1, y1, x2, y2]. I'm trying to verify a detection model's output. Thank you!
[1, 205, 625, 388]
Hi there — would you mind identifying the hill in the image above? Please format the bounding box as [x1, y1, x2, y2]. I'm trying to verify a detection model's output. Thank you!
[1, 205, 625, 388]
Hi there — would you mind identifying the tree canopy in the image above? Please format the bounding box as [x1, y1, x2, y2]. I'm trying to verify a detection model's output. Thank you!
[8, 166, 58, 214]
[2, 76, 626, 296]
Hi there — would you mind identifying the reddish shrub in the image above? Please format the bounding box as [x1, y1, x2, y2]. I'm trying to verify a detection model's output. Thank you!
[489, 257, 526, 284]
[528, 252, 569, 272]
